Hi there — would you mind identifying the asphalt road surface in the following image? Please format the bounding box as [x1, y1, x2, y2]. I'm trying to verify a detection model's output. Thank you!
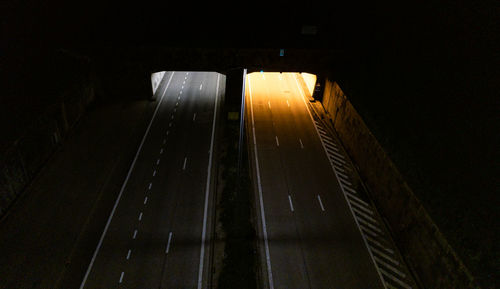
[80, 71, 222, 288]
[246, 72, 385, 289]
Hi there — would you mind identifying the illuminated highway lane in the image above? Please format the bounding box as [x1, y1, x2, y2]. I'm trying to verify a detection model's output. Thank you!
[247, 72, 385, 289]
[80, 71, 223, 288]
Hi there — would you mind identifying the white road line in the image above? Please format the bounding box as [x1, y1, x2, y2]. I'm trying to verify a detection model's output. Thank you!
[200, 83, 203, 90]
[374, 256, 406, 278]
[180, 91, 182, 95]
[268, 100, 271, 109]
[352, 207, 378, 224]
[345, 191, 370, 208]
[153, 170, 156, 177]
[275, 136, 279, 147]
[175, 102, 178, 106]
[174, 108, 177, 113]
[333, 164, 345, 172]
[157, 158, 160, 165]
[166, 130, 170, 135]
[162, 139, 166, 145]
[336, 170, 349, 179]
[166, 232, 173, 253]
[357, 216, 381, 232]
[317, 195, 325, 211]
[182, 84, 184, 88]
[197, 73, 220, 289]
[360, 224, 380, 237]
[288, 195, 294, 212]
[193, 113, 197, 121]
[171, 115, 174, 120]
[182, 157, 188, 170]
[169, 122, 172, 128]
[143, 196, 148, 205]
[138, 212, 143, 221]
[293, 74, 387, 288]
[330, 154, 346, 164]
[79, 72, 175, 289]
[248, 75, 274, 289]
[119, 272, 124, 283]
[339, 177, 352, 186]
[343, 185, 357, 194]
[350, 199, 374, 215]
[160, 148, 164, 154]
[132, 229, 138, 239]
[299, 138, 304, 149]
[370, 246, 399, 265]
[148, 183, 152, 190]
[286, 99, 290, 107]
[380, 268, 412, 289]
[126, 249, 131, 260]
[365, 234, 394, 254]
[329, 150, 345, 159]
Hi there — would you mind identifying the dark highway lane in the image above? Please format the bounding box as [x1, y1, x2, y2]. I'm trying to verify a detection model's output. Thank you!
[81, 71, 222, 288]
[247, 72, 385, 289]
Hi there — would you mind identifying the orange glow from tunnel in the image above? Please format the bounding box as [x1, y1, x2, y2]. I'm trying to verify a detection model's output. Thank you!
[246, 72, 317, 100]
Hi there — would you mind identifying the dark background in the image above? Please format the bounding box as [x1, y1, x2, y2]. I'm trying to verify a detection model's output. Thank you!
[1, 0, 498, 287]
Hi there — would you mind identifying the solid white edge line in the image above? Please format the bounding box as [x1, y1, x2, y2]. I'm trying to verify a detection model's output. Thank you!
[293, 73, 388, 289]
[197, 73, 220, 289]
[248, 74, 275, 289]
[166, 232, 173, 254]
[79, 71, 175, 289]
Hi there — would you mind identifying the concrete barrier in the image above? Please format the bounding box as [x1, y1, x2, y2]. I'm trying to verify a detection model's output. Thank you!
[318, 78, 479, 289]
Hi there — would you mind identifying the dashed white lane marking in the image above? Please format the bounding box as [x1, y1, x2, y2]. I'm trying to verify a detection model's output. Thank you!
[119, 271, 124, 283]
[175, 102, 178, 106]
[193, 113, 197, 121]
[173, 108, 177, 113]
[148, 183, 152, 190]
[165, 232, 173, 253]
[138, 212, 143, 221]
[183, 157, 188, 170]
[132, 229, 138, 239]
[275, 136, 280, 147]
[169, 122, 172, 128]
[79, 72, 175, 289]
[143, 196, 148, 205]
[153, 170, 156, 177]
[317, 195, 325, 211]
[171, 115, 174, 120]
[268, 101, 271, 109]
[157, 158, 160, 165]
[126, 249, 131, 260]
[160, 148, 164, 154]
[162, 139, 166, 145]
[286, 99, 290, 107]
[200, 83, 203, 90]
[182, 84, 184, 88]
[288, 195, 294, 212]
[299, 138, 304, 149]
[179, 91, 182, 95]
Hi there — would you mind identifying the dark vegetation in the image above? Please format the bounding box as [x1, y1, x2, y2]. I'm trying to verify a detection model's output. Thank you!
[216, 74, 258, 288]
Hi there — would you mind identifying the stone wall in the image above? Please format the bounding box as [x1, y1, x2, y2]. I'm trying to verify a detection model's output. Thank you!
[320, 78, 479, 289]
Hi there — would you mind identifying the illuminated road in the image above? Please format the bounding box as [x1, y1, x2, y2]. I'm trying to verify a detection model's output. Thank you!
[80, 71, 222, 288]
[246, 72, 385, 289]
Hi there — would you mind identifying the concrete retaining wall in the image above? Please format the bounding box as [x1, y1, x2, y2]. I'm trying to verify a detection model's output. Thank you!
[320, 78, 479, 288]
